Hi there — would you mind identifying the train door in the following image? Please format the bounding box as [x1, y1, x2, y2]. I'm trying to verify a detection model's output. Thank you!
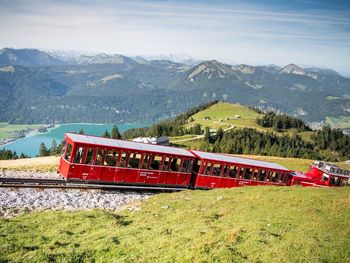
[70, 145, 85, 179]
[86, 148, 99, 181]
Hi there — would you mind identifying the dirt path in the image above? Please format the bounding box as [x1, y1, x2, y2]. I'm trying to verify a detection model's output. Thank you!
[172, 125, 235, 143]
[0, 156, 59, 171]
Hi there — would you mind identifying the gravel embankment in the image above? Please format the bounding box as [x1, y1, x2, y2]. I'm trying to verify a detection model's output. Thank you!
[0, 170, 151, 217]
[0, 170, 62, 180]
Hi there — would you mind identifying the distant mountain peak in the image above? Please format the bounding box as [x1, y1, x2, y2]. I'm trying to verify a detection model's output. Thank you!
[279, 63, 318, 79]
[77, 53, 137, 65]
[0, 48, 64, 67]
[232, 64, 256, 74]
[186, 60, 234, 81]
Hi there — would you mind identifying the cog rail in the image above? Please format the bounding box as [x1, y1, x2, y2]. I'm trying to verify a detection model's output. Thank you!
[0, 177, 186, 192]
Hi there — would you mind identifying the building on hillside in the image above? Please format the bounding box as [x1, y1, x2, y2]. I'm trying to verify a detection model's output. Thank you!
[132, 136, 169, 146]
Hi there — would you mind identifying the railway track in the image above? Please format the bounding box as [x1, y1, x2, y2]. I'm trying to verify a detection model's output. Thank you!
[0, 177, 186, 192]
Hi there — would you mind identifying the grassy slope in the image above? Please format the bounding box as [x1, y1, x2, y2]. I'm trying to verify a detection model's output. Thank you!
[325, 116, 350, 129]
[0, 122, 41, 139]
[180, 102, 314, 142]
[1, 187, 349, 262]
[185, 102, 264, 130]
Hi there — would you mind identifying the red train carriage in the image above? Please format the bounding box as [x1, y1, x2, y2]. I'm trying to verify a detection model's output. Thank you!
[58, 133, 196, 188]
[189, 150, 292, 189]
[290, 161, 350, 187]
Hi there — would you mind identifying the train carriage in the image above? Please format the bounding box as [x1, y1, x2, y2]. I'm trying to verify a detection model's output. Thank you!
[58, 133, 196, 188]
[189, 150, 292, 189]
[290, 161, 350, 187]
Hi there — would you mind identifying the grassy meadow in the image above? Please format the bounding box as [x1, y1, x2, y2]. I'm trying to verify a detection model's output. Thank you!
[0, 122, 41, 139]
[181, 102, 315, 142]
[1, 187, 349, 262]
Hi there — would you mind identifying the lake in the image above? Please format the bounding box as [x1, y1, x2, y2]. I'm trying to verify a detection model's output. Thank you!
[1, 123, 149, 157]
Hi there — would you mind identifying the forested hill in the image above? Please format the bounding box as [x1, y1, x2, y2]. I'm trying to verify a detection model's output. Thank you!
[0, 48, 350, 126]
[123, 101, 350, 161]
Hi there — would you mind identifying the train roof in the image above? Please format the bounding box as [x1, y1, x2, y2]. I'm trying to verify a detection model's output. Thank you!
[190, 150, 289, 171]
[65, 133, 195, 158]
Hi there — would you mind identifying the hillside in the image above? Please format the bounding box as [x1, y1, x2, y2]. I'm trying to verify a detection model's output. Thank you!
[0, 48, 349, 126]
[1, 187, 349, 262]
[123, 101, 349, 161]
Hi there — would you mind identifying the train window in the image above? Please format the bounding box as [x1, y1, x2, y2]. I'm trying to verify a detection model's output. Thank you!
[85, 148, 95, 165]
[253, 169, 259, 180]
[170, 158, 182, 172]
[129, 153, 142, 168]
[142, 155, 150, 169]
[74, 146, 85, 163]
[65, 143, 72, 161]
[212, 163, 222, 176]
[239, 167, 245, 178]
[162, 157, 170, 171]
[222, 165, 229, 177]
[266, 171, 273, 182]
[244, 168, 253, 180]
[205, 163, 213, 175]
[200, 161, 207, 174]
[271, 172, 278, 182]
[259, 170, 266, 181]
[280, 173, 288, 183]
[150, 155, 162, 170]
[229, 166, 238, 178]
[104, 150, 119, 166]
[187, 160, 193, 172]
[95, 149, 104, 165]
[119, 152, 129, 167]
[181, 159, 189, 172]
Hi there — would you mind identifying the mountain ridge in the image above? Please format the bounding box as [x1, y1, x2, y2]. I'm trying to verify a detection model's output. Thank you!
[0, 48, 349, 126]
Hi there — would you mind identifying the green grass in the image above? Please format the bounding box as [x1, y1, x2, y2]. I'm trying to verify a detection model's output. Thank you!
[1, 187, 349, 262]
[0, 122, 41, 139]
[325, 116, 350, 129]
[186, 102, 264, 130]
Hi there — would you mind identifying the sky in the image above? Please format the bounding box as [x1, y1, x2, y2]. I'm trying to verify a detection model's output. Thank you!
[0, 0, 349, 75]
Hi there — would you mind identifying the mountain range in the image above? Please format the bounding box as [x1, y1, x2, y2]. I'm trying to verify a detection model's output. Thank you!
[0, 48, 349, 125]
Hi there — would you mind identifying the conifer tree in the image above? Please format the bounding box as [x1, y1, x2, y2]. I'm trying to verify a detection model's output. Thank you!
[39, 142, 49, 157]
[103, 130, 111, 138]
[50, 139, 57, 155]
[111, 125, 122, 139]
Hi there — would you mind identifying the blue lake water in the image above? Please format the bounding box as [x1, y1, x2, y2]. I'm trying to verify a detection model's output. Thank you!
[1, 123, 149, 157]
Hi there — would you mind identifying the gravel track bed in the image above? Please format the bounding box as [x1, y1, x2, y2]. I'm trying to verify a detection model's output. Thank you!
[0, 171, 151, 217]
[0, 170, 62, 180]
[0, 188, 150, 218]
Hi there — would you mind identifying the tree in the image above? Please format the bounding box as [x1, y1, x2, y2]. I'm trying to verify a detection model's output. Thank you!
[103, 130, 111, 138]
[193, 124, 201, 135]
[204, 127, 211, 143]
[216, 127, 224, 142]
[50, 139, 57, 155]
[39, 142, 49, 157]
[111, 125, 122, 139]
[78, 129, 85, 135]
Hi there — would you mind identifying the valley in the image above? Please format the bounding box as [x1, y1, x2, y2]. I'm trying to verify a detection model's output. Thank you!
[0, 48, 349, 128]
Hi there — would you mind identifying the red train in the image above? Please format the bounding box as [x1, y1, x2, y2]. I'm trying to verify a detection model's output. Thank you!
[58, 133, 350, 189]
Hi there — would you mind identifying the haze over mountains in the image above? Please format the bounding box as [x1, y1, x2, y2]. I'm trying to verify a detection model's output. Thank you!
[0, 48, 349, 125]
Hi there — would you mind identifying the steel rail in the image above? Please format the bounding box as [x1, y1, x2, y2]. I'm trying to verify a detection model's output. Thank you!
[0, 177, 186, 192]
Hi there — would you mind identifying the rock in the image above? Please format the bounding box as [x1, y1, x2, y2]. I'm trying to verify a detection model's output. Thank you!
[0, 188, 150, 218]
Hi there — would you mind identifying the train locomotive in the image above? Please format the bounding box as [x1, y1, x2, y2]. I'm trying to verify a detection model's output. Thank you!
[58, 133, 350, 189]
